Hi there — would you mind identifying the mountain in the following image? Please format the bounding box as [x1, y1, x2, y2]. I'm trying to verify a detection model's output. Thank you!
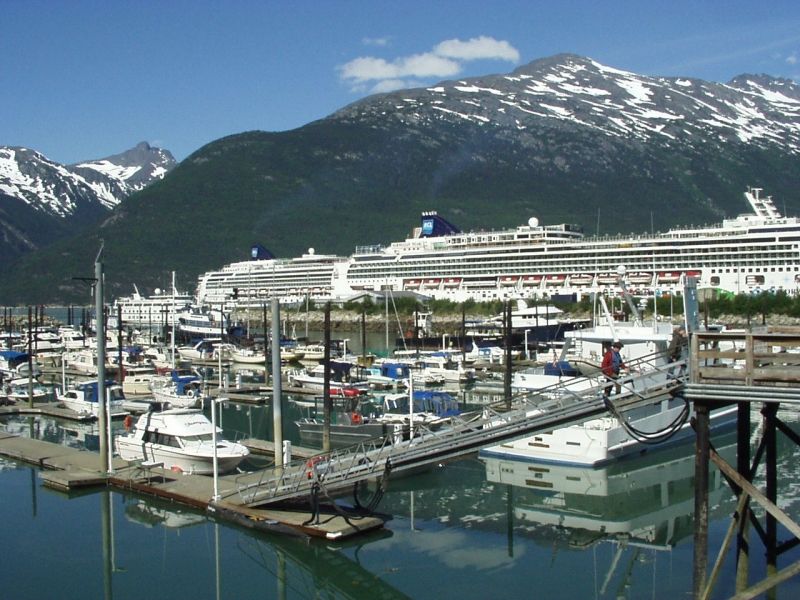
[1, 54, 799, 304]
[0, 142, 175, 262]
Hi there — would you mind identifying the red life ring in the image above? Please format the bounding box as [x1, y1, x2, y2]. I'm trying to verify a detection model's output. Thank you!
[351, 412, 363, 425]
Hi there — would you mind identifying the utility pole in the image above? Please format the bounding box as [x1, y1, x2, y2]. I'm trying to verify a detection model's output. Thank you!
[95, 243, 110, 474]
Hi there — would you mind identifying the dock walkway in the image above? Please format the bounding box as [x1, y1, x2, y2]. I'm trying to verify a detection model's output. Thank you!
[0, 432, 384, 540]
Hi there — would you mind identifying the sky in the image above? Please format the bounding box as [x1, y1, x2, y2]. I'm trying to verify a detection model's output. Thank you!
[2, 0, 799, 165]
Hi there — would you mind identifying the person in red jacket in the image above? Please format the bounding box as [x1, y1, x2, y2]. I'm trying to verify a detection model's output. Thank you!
[601, 341, 626, 396]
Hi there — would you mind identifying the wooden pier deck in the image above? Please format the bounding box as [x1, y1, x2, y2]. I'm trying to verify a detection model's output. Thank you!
[0, 433, 384, 540]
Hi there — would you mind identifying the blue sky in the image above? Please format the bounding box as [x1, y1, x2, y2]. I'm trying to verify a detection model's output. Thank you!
[2, 0, 799, 164]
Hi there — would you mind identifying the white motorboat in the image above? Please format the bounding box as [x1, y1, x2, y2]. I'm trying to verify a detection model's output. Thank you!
[0, 350, 33, 378]
[295, 343, 325, 362]
[230, 346, 266, 365]
[176, 307, 228, 338]
[121, 365, 159, 396]
[63, 348, 118, 376]
[115, 408, 250, 475]
[58, 380, 128, 418]
[3, 377, 51, 403]
[411, 353, 475, 384]
[480, 275, 736, 466]
[176, 338, 220, 362]
[149, 371, 203, 408]
[288, 361, 368, 396]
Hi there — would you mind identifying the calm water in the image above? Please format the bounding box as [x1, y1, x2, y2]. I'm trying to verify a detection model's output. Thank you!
[2, 405, 800, 599]
[3, 322, 800, 597]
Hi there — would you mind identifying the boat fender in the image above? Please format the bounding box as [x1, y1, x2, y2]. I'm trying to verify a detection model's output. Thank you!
[351, 412, 363, 425]
[123, 415, 133, 431]
[306, 455, 327, 480]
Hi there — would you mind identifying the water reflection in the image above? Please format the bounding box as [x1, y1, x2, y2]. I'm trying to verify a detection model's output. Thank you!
[481, 432, 737, 551]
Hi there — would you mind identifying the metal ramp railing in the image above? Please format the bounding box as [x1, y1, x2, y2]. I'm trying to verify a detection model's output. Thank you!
[229, 352, 685, 508]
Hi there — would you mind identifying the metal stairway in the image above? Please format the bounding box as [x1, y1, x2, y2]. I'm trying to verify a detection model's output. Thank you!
[230, 353, 684, 508]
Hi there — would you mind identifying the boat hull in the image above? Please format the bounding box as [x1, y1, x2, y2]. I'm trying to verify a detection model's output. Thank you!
[479, 402, 738, 466]
[116, 439, 247, 475]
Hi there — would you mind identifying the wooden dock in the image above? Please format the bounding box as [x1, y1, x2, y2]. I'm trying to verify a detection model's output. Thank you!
[686, 329, 800, 599]
[0, 433, 385, 540]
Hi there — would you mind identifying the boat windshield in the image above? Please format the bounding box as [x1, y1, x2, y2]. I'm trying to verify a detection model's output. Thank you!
[181, 433, 216, 443]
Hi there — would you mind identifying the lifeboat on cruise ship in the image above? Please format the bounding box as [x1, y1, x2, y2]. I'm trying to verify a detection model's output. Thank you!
[596, 272, 618, 285]
[569, 273, 594, 286]
[443, 278, 462, 287]
[628, 272, 653, 285]
[544, 274, 566, 286]
[422, 278, 441, 288]
[404, 279, 421, 290]
[499, 276, 520, 286]
[657, 271, 681, 284]
[521, 275, 543, 286]
[685, 270, 701, 279]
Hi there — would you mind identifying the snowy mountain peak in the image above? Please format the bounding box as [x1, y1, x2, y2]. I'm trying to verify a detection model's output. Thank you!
[0, 142, 176, 218]
[334, 53, 800, 154]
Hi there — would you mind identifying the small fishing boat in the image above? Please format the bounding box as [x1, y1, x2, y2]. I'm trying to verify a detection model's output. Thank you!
[149, 371, 203, 408]
[3, 377, 51, 403]
[115, 408, 250, 475]
[58, 380, 128, 418]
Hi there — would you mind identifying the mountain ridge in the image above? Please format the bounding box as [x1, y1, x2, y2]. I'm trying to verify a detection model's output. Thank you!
[1, 54, 799, 304]
[0, 142, 175, 263]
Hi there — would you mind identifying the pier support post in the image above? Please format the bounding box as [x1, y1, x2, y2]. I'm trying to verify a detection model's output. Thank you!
[272, 298, 283, 463]
[736, 400, 751, 590]
[95, 250, 110, 474]
[693, 401, 710, 598]
[764, 402, 778, 580]
[322, 302, 331, 453]
[504, 301, 512, 406]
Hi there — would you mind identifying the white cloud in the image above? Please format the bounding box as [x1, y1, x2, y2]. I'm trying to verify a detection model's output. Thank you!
[339, 35, 519, 93]
[788, 52, 798, 65]
[340, 53, 461, 83]
[434, 35, 520, 62]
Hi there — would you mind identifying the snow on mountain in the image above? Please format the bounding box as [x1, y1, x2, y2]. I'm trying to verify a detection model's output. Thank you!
[334, 53, 800, 154]
[0, 142, 175, 218]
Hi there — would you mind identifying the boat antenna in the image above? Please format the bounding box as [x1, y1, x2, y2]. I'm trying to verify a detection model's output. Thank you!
[95, 239, 105, 263]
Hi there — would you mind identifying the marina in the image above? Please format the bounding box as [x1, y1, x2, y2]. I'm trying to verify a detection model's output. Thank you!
[3, 286, 800, 595]
[1, 414, 798, 599]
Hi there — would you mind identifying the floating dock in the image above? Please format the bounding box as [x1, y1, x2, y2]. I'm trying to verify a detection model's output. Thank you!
[0, 433, 384, 540]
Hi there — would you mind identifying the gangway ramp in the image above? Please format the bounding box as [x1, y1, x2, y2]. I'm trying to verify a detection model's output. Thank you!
[230, 356, 684, 509]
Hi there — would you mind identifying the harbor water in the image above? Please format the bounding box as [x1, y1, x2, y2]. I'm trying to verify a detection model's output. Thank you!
[2, 402, 800, 598]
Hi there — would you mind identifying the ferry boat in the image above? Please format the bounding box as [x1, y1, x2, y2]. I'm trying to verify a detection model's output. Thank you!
[195, 188, 800, 306]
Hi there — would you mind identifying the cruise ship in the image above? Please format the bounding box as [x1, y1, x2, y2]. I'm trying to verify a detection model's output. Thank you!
[112, 284, 193, 326]
[195, 188, 800, 306]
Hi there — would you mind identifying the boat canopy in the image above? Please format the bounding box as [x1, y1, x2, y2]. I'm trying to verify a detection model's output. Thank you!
[380, 362, 411, 379]
[0, 350, 29, 367]
[169, 370, 201, 394]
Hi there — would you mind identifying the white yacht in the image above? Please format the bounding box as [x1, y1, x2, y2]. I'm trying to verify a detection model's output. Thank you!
[196, 188, 800, 305]
[481, 279, 737, 466]
[58, 380, 128, 418]
[115, 408, 250, 475]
